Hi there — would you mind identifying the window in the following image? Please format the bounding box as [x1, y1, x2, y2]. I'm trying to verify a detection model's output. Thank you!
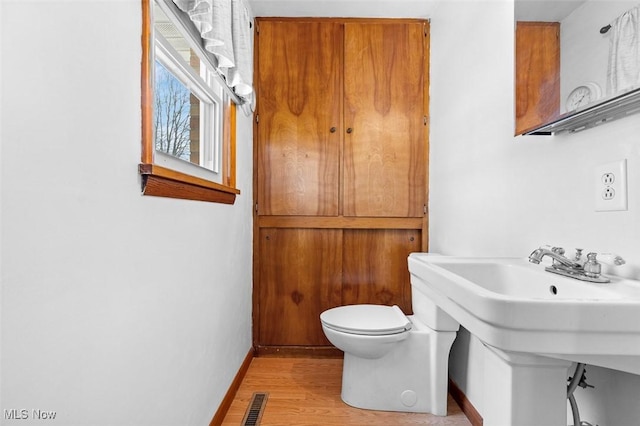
[140, 0, 239, 204]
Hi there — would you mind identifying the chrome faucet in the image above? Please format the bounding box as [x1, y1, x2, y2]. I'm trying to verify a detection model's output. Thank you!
[528, 246, 620, 283]
[529, 247, 582, 270]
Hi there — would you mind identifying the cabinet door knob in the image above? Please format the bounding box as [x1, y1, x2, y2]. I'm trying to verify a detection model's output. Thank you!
[330, 127, 337, 133]
[346, 127, 353, 134]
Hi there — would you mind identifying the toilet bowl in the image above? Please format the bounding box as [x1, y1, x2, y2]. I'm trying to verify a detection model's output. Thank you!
[320, 304, 457, 415]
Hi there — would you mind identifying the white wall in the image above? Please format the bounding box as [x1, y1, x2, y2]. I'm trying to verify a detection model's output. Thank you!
[430, 0, 640, 424]
[0, 1, 253, 425]
[561, 1, 635, 110]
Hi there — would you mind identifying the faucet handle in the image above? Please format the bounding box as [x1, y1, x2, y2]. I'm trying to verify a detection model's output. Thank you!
[598, 253, 626, 266]
[574, 248, 583, 261]
[583, 252, 602, 278]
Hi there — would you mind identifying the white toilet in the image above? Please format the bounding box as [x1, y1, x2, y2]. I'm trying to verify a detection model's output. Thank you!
[320, 304, 457, 415]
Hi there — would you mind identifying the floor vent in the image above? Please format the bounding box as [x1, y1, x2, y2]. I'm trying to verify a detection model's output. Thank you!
[241, 392, 268, 426]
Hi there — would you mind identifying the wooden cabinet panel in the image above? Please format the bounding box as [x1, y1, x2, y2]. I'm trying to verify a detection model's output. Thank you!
[258, 228, 343, 346]
[257, 21, 342, 216]
[343, 23, 426, 217]
[515, 22, 560, 135]
[254, 19, 429, 351]
[342, 229, 421, 314]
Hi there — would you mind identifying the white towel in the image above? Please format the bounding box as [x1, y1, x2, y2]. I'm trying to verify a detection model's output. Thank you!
[606, 5, 640, 95]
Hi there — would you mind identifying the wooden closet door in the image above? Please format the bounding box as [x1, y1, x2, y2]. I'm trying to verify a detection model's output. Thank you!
[343, 23, 426, 218]
[256, 21, 343, 216]
[258, 228, 343, 346]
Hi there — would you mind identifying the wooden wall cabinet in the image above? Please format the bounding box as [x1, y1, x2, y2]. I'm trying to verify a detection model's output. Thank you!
[515, 22, 560, 135]
[254, 18, 429, 353]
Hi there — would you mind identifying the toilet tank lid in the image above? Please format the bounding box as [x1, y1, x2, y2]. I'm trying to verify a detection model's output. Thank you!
[320, 305, 411, 335]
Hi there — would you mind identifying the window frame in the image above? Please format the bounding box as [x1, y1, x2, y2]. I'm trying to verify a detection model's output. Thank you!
[153, 32, 222, 176]
[140, 0, 240, 204]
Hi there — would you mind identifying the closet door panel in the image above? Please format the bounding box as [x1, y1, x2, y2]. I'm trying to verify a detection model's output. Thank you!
[258, 228, 343, 346]
[342, 229, 421, 314]
[257, 21, 342, 216]
[343, 23, 426, 217]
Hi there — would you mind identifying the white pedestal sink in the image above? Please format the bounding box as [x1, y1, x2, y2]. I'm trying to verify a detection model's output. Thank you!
[408, 253, 640, 425]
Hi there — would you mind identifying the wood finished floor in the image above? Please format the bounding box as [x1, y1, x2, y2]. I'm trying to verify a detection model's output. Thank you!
[221, 357, 472, 426]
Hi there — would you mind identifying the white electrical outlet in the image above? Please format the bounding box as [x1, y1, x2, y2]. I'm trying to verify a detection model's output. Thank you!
[595, 159, 628, 211]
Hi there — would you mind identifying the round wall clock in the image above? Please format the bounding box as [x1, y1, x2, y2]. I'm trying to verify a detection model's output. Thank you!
[566, 82, 602, 112]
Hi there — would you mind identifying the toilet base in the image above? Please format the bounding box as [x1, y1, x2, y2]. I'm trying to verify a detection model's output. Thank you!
[340, 317, 456, 415]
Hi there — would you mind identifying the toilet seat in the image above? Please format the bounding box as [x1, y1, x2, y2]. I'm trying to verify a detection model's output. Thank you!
[320, 304, 412, 336]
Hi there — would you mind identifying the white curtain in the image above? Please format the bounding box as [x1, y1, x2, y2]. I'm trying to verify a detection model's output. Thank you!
[172, 0, 254, 105]
[606, 5, 640, 95]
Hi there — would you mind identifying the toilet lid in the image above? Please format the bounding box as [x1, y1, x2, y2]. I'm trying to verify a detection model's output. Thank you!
[320, 305, 411, 336]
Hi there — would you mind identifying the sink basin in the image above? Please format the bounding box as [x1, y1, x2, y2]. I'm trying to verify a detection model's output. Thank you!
[436, 260, 625, 300]
[408, 253, 640, 374]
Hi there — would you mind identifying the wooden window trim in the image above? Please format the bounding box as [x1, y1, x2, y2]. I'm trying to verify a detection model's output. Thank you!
[140, 0, 240, 204]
